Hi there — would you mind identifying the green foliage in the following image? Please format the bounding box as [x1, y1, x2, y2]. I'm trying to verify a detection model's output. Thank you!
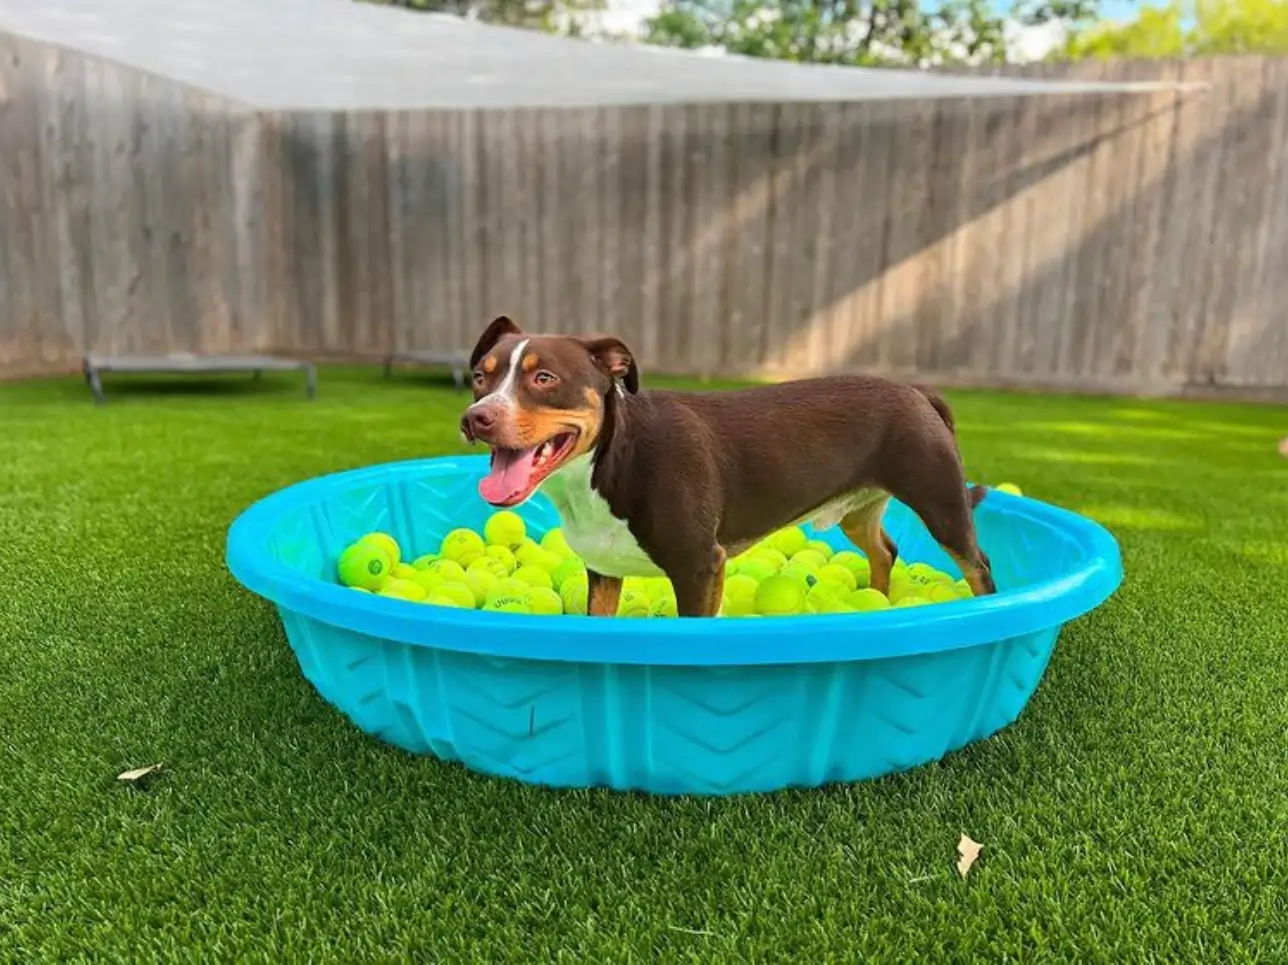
[362, 0, 603, 33]
[1061, 0, 1288, 59]
[643, 0, 1097, 67]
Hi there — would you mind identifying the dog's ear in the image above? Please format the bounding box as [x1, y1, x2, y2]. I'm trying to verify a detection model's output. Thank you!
[469, 316, 522, 369]
[579, 336, 639, 395]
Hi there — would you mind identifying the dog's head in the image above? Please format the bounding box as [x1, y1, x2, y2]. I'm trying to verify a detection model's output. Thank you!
[461, 316, 639, 507]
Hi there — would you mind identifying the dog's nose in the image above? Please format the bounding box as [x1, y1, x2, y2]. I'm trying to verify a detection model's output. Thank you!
[462, 404, 500, 441]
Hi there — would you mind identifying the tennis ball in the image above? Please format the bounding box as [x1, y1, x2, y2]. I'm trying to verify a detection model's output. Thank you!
[755, 576, 806, 616]
[392, 562, 421, 582]
[483, 593, 531, 613]
[849, 588, 891, 611]
[440, 528, 486, 566]
[378, 578, 427, 602]
[525, 586, 564, 616]
[527, 549, 564, 574]
[462, 570, 499, 606]
[349, 586, 372, 594]
[720, 575, 759, 616]
[426, 559, 468, 584]
[928, 584, 960, 603]
[767, 527, 808, 557]
[359, 532, 400, 566]
[955, 578, 973, 598]
[789, 549, 829, 572]
[513, 565, 554, 590]
[486, 580, 530, 607]
[484, 511, 526, 549]
[995, 482, 1023, 496]
[425, 591, 471, 609]
[468, 555, 510, 581]
[551, 556, 587, 590]
[336, 542, 392, 590]
[514, 539, 544, 566]
[540, 528, 573, 558]
[907, 562, 941, 586]
[649, 595, 678, 618]
[779, 561, 817, 586]
[483, 545, 517, 574]
[432, 581, 476, 609]
[411, 553, 439, 571]
[737, 559, 778, 584]
[803, 539, 834, 561]
[748, 547, 789, 572]
[560, 577, 589, 615]
[805, 583, 846, 614]
[725, 558, 741, 578]
[894, 595, 930, 608]
[617, 588, 651, 618]
[815, 563, 858, 593]
[642, 577, 673, 598]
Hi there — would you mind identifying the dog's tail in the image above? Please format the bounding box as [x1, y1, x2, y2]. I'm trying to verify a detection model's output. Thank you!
[913, 384, 956, 436]
[914, 384, 988, 510]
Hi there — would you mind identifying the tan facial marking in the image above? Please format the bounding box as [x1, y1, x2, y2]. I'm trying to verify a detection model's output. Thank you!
[482, 356, 498, 374]
[522, 354, 540, 372]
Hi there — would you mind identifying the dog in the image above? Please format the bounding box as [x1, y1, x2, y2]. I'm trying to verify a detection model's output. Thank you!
[460, 316, 994, 618]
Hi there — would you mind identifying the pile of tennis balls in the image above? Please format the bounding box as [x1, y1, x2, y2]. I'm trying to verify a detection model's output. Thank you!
[333, 507, 993, 618]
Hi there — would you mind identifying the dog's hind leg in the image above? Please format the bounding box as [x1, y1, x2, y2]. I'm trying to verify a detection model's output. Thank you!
[586, 570, 623, 617]
[664, 544, 726, 618]
[888, 465, 995, 597]
[840, 496, 896, 595]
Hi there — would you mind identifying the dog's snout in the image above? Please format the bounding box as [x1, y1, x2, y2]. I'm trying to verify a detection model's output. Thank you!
[462, 402, 501, 441]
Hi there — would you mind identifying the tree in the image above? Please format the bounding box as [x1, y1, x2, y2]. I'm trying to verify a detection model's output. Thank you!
[362, 0, 603, 35]
[643, 0, 1099, 68]
[1059, 0, 1288, 59]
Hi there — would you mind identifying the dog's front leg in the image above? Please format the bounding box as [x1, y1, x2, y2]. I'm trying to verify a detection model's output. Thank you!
[668, 545, 727, 618]
[586, 570, 623, 617]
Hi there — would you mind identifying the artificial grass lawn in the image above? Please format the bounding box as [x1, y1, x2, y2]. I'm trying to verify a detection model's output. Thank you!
[2, 367, 1287, 961]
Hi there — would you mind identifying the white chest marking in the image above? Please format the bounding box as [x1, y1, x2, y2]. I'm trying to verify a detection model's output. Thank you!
[540, 454, 663, 579]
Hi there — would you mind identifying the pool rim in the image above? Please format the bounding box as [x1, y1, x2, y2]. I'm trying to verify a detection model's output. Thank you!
[225, 455, 1123, 667]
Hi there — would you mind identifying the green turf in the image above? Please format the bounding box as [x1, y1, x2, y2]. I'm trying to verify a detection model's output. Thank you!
[2, 368, 1287, 961]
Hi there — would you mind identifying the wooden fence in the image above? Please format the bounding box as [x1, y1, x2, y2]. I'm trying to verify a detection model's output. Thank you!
[2, 31, 1286, 395]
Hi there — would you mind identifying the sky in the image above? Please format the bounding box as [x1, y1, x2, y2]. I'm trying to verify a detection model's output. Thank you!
[591, 0, 1143, 61]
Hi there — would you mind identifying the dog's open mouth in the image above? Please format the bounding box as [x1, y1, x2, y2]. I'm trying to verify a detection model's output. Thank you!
[478, 431, 579, 507]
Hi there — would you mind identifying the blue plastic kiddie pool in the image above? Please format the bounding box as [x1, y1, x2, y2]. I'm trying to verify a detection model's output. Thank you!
[226, 456, 1122, 795]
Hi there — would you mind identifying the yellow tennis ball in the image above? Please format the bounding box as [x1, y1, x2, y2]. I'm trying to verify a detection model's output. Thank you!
[955, 578, 973, 598]
[482, 593, 531, 613]
[805, 583, 846, 614]
[440, 528, 486, 566]
[560, 577, 588, 615]
[767, 527, 808, 557]
[736, 559, 777, 584]
[995, 482, 1023, 496]
[483, 511, 526, 549]
[815, 563, 858, 593]
[411, 553, 439, 571]
[358, 532, 400, 567]
[391, 562, 421, 582]
[802, 539, 834, 560]
[468, 555, 510, 581]
[649, 595, 678, 618]
[849, 588, 891, 611]
[462, 570, 499, 606]
[754, 576, 806, 616]
[778, 561, 816, 585]
[894, 595, 930, 608]
[525, 586, 564, 616]
[426, 559, 468, 584]
[748, 547, 789, 572]
[928, 584, 960, 604]
[788, 549, 829, 572]
[617, 588, 651, 618]
[483, 544, 517, 574]
[336, 542, 392, 590]
[527, 549, 564, 573]
[513, 565, 554, 590]
[425, 591, 471, 609]
[539, 528, 573, 558]
[378, 578, 427, 602]
[550, 556, 587, 590]
[432, 581, 476, 609]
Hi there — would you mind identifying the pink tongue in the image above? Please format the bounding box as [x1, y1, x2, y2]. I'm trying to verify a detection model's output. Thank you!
[479, 447, 540, 504]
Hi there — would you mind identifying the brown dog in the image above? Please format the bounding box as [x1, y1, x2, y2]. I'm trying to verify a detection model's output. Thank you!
[460, 316, 994, 618]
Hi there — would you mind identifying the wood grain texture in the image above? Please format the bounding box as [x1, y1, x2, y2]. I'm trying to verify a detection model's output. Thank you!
[3, 34, 1287, 397]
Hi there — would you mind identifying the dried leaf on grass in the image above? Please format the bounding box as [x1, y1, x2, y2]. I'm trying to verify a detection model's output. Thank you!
[117, 763, 163, 785]
[956, 833, 983, 878]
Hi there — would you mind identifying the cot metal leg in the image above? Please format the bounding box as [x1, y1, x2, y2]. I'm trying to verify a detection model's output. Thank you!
[452, 365, 465, 391]
[253, 369, 262, 382]
[85, 360, 106, 405]
[305, 365, 317, 400]
[383, 356, 394, 380]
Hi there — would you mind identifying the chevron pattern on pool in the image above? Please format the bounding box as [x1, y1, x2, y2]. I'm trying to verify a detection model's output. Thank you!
[279, 609, 1058, 793]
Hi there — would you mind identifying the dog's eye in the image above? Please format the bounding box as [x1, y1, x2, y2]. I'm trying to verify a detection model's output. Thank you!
[533, 371, 558, 387]
[471, 371, 485, 387]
